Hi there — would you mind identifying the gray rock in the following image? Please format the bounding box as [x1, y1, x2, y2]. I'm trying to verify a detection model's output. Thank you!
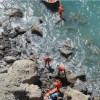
[9, 9, 23, 18]
[59, 48, 73, 58]
[68, 12, 86, 25]
[1, 39, 11, 50]
[38, 17, 44, 24]
[77, 72, 86, 81]
[8, 60, 38, 85]
[63, 87, 90, 100]
[4, 56, 16, 63]
[66, 26, 77, 32]
[0, 51, 4, 59]
[0, 32, 3, 39]
[31, 24, 43, 37]
[74, 79, 88, 94]
[9, 30, 17, 38]
[64, 40, 75, 49]
[14, 27, 26, 35]
[66, 71, 78, 84]
[93, 96, 100, 100]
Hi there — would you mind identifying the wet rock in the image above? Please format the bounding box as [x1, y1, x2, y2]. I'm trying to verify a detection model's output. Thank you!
[69, 12, 86, 25]
[10, 49, 21, 56]
[59, 48, 73, 58]
[9, 30, 17, 38]
[31, 24, 43, 37]
[38, 17, 44, 24]
[0, 60, 7, 66]
[2, 32, 8, 37]
[63, 87, 90, 100]
[4, 56, 17, 64]
[77, 72, 86, 81]
[25, 36, 31, 43]
[0, 51, 4, 59]
[74, 79, 88, 95]
[0, 23, 2, 27]
[66, 71, 78, 84]
[66, 26, 77, 32]
[8, 60, 38, 85]
[9, 9, 23, 18]
[14, 27, 26, 35]
[69, 60, 78, 66]
[0, 32, 3, 39]
[1, 38, 11, 50]
[64, 40, 75, 49]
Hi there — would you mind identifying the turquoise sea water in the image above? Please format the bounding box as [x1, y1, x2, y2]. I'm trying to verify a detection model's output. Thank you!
[0, 0, 100, 95]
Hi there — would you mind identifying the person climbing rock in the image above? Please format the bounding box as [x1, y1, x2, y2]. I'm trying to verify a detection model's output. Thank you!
[43, 56, 52, 68]
[57, 65, 66, 77]
[58, 4, 64, 18]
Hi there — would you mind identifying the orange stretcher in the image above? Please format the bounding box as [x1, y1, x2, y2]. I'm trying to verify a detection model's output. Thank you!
[44, 87, 57, 97]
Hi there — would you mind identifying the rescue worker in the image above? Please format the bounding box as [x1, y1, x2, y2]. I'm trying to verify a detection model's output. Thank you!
[58, 4, 64, 18]
[57, 65, 66, 77]
[43, 56, 52, 68]
[55, 4, 64, 24]
[50, 93, 57, 100]
[53, 80, 62, 91]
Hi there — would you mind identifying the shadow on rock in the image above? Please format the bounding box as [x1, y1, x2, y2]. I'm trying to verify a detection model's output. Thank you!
[13, 91, 29, 100]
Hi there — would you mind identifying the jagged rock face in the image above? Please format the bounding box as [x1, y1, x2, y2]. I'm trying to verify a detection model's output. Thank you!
[8, 60, 38, 85]
[63, 87, 90, 100]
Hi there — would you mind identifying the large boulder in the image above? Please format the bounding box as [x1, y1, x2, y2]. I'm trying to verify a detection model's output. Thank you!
[12, 84, 43, 100]
[31, 24, 43, 37]
[8, 60, 38, 85]
[63, 87, 91, 100]
[59, 48, 73, 58]
[74, 79, 88, 95]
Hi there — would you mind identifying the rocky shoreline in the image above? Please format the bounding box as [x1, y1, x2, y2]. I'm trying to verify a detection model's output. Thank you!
[0, 3, 100, 100]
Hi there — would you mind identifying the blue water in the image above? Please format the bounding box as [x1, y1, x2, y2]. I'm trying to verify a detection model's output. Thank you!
[0, 0, 100, 95]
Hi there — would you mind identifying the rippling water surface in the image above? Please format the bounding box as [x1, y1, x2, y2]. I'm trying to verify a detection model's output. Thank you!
[0, 0, 100, 95]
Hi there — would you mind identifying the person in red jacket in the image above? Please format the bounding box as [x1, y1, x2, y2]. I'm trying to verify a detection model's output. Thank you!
[58, 4, 64, 18]
[53, 80, 62, 91]
[43, 56, 52, 68]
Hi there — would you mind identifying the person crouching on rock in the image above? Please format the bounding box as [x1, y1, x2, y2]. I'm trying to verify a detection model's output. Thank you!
[57, 65, 66, 77]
